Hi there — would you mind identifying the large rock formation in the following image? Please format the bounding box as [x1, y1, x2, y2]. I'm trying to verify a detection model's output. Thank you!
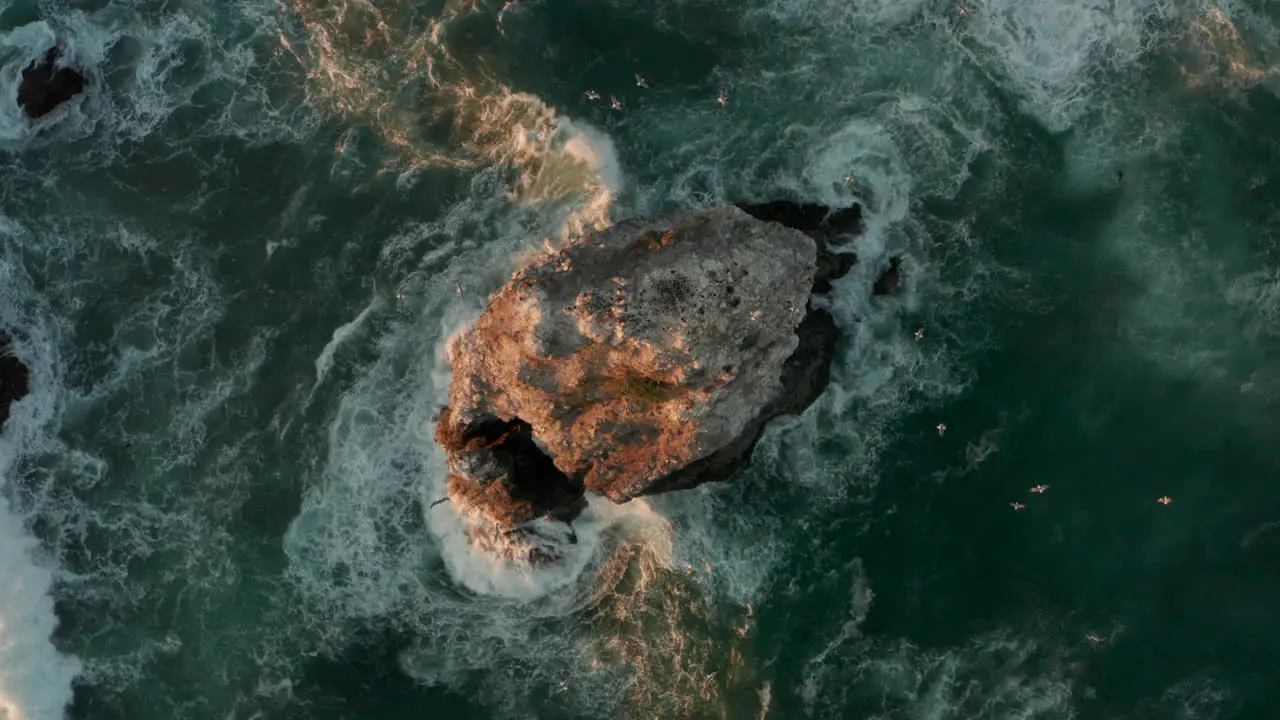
[436, 202, 860, 537]
[17, 47, 87, 120]
[1, 331, 31, 430]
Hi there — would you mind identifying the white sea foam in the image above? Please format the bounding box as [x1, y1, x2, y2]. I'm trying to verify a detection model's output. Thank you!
[286, 85, 638, 602]
[1054, 2, 1280, 392]
[0, 249, 82, 720]
[800, 564, 1078, 718]
[1094, 169, 1254, 383]
[1155, 675, 1236, 719]
[276, 20, 817, 706]
[1, 3, 311, 155]
[5, 0, 1220, 716]
[962, 0, 1162, 131]
[0, 191, 277, 718]
[311, 294, 379, 392]
[0, 495, 81, 720]
[0, 22, 69, 146]
[429, 493, 672, 600]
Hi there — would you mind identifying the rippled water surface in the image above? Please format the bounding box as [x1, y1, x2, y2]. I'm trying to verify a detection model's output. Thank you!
[2, 0, 1279, 717]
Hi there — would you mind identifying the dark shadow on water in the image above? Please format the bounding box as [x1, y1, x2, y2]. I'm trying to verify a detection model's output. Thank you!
[65, 622, 485, 720]
[287, 624, 484, 720]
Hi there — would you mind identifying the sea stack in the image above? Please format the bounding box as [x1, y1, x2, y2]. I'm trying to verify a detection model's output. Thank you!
[435, 202, 860, 546]
[17, 46, 87, 120]
[1, 331, 31, 431]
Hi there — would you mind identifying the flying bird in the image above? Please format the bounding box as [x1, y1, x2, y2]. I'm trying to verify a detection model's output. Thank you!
[914, 327, 925, 341]
[1157, 496, 1172, 505]
[936, 422, 946, 436]
[585, 89, 601, 101]
[1009, 501, 1026, 511]
[635, 73, 649, 88]
[1030, 484, 1049, 494]
[610, 95, 623, 111]
[717, 88, 728, 106]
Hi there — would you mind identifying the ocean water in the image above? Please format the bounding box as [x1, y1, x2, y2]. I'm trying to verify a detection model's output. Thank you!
[1, 0, 1279, 717]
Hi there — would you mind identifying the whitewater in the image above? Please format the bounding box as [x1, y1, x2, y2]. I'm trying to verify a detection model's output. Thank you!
[2, 0, 1279, 718]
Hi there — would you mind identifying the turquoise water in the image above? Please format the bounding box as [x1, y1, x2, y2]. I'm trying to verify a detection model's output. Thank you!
[2, 0, 1279, 718]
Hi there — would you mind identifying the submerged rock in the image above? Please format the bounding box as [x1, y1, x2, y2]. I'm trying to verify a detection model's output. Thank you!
[873, 256, 904, 296]
[17, 47, 87, 120]
[436, 203, 858, 535]
[1, 331, 31, 430]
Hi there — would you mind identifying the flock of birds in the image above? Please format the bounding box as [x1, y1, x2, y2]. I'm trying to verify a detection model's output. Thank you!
[576, 0, 1171, 515]
[917, 327, 1174, 510]
[583, 73, 729, 113]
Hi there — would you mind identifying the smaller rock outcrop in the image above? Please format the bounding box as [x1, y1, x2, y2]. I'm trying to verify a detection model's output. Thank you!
[17, 47, 87, 120]
[873, 256, 904, 296]
[1, 332, 31, 430]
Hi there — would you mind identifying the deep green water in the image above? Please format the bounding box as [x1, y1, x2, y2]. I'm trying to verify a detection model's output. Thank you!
[2, 0, 1279, 718]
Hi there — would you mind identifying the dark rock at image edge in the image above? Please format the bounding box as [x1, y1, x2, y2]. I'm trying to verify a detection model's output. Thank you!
[1, 331, 31, 430]
[17, 46, 87, 120]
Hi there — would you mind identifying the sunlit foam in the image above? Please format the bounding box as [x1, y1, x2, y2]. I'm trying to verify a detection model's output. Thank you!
[1175, 7, 1278, 91]
[428, 491, 672, 601]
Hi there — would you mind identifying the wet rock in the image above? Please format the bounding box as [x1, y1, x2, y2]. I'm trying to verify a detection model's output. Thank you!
[17, 47, 87, 120]
[1, 331, 31, 430]
[873, 256, 904, 296]
[436, 203, 859, 534]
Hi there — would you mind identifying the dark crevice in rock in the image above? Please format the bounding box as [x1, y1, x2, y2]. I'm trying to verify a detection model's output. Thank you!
[18, 46, 87, 120]
[735, 201, 863, 237]
[441, 413, 586, 524]
[1, 331, 31, 430]
[735, 201, 830, 231]
[813, 248, 857, 296]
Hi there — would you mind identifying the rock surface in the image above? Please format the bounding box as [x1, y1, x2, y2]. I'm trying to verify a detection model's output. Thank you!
[436, 203, 858, 532]
[1, 331, 31, 430]
[18, 47, 87, 120]
[736, 201, 860, 294]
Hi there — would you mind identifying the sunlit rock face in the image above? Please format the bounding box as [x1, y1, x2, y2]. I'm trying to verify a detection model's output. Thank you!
[436, 203, 859, 538]
[1175, 8, 1277, 92]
